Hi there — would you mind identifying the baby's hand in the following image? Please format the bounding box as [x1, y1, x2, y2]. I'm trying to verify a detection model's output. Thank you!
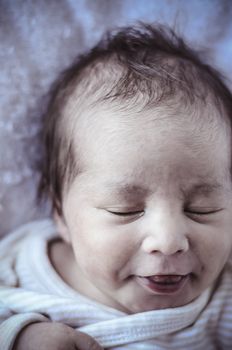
[13, 321, 103, 350]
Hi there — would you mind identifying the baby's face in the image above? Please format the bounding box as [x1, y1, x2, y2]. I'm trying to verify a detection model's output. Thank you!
[61, 105, 232, 313]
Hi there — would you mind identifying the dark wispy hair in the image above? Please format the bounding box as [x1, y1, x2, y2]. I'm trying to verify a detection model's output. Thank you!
[38, 23, 232, 215]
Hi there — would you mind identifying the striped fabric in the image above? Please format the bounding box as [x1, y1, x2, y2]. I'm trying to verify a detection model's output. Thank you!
[0, 219, 232, 349]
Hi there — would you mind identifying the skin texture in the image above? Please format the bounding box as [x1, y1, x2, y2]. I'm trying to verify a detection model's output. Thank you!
[50, 103, 232, 314]
[13, 322, 103, 350]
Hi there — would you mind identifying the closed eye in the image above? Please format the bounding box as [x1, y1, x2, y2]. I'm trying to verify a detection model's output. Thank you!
[107, 210, 143, 216]
[185, 208, 223, 216]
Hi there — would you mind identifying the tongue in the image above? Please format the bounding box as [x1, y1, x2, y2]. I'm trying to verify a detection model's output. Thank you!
[148, 275, 183, 283]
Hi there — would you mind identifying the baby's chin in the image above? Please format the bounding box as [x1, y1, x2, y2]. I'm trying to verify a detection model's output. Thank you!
[118, 275, 205, 314]
[124, 294, 197, 314]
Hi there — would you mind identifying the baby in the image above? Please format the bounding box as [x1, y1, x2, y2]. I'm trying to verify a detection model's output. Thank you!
[1, 23, 232, 349]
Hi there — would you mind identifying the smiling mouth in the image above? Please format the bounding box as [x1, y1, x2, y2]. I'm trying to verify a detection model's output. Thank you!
[136, 274, 189, 294]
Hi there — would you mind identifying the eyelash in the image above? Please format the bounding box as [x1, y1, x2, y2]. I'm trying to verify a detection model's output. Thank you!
[185, 209, 221, 216]
[107, 210, 143, 217]
[107, 209, 221, 217]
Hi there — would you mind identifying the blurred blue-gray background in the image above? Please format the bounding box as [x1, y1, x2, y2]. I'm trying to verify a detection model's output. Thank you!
[0, 0, 231, 235]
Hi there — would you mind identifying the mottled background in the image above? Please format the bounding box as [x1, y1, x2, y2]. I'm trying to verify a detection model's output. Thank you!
[0, 0, 232, 236]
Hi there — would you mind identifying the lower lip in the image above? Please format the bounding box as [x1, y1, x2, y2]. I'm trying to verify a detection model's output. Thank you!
[136, 275, 189, 294]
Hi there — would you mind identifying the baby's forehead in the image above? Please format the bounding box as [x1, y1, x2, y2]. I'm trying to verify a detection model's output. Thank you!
[67, 101, 229, 170]
[65, 92, 227, 138]
[60, 71, 230, 171]
[61, 94, 231, 206]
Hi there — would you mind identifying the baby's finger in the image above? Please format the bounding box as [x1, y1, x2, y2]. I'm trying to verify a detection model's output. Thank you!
[74, 331, 104, 350]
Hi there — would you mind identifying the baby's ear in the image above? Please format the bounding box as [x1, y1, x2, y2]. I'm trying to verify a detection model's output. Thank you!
[53, 211, 71, 244]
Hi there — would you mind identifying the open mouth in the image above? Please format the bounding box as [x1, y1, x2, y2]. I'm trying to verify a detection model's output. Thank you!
[136, 274, 189, 294]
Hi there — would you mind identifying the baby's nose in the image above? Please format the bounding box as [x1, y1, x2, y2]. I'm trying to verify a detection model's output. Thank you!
[141, 211, 189, 256]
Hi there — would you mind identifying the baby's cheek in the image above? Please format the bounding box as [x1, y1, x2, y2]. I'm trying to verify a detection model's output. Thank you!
[84, 242, 129, 283]
[193, 224, 231, 276]
[80, 254, 120, 288]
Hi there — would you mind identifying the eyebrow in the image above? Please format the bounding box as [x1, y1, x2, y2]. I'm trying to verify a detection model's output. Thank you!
[103, 182, 150, 198]
[184, 183, 224, 200]
[102, 181, 223, 199]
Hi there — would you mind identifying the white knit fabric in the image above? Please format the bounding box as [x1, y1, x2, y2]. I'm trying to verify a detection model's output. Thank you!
[0, 219, 232, 349]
